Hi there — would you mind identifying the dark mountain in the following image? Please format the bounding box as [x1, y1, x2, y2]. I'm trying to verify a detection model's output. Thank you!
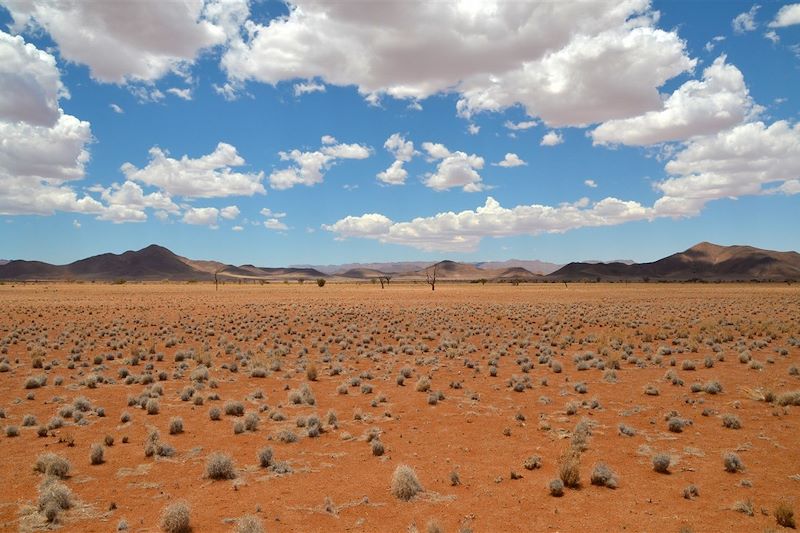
[548, 242, 800, 281]
[0, 259, 9, 266]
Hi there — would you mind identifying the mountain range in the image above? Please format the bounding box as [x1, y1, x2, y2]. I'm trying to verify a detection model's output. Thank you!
[0, 242, 797, 282]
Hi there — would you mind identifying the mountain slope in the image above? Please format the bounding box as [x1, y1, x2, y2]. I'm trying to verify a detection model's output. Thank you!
[548, 242, 800, 281]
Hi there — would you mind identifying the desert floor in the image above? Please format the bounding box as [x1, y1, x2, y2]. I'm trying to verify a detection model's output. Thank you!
[0, 282, 798, 532]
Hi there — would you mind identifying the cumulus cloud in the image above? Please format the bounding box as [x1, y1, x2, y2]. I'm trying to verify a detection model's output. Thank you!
[121, 142, 265, 198]
[541, 131, 564, 146]
[769, 3, 800, 27]
[263, 218, 288, 230]
[220, 205, 239, 219]
[654, 120, 800, 215]
[495, 153, 526, 167]
[0, 31, 99, 217]
[0, 31, 65, 127]
[167, 87, 193, 100]
[592, 56, 755, 146]
[268, 136, 370, 189]
[324, 196, 651, 252]
[222, 1, 695, 127]
[6, 0, 249, 83]
[182, 206, 220, 227]
[732, 5, 760, 33]
[504, 120, 538, 131]
[294, 80, 325, 96]
[377, 133, 415, 185]
[585, 179, 598, 188]
[109, 103, 124, 114]
[421, 142, 485, 192]
[96, 181, 179, 223]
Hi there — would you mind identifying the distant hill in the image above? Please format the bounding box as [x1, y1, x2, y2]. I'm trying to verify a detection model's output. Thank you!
[0, 259, 8, 266]
[1, 242, 796, 282]
[474, 259, 562, 275]
[296, 258, 562, 275]
[548, 242, 800, 281]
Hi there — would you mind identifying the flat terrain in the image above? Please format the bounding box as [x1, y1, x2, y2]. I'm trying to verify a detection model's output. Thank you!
[1, 283, 798, 532]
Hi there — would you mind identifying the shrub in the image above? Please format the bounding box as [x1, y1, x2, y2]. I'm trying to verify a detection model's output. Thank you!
[306, 363, 317, 381]
[734, 498, 754, 516]
[618, 424, 636, 437]
[22, 414, 37, 426]
[244, 412, 259, 432]
[549, 478, 564, 497]
[38, 478, 72, 522]
[90, 443, 104, 465]
[371, 439, 385, 456]
[5, 425, 19, 437]
[723, 452, 744, 473]
[391, 464, 423, 501]
[169, 417, 184, 435]
[209, 407, 221, 421]
[34, 453, 71, 478]
[233, 420, 245, 434]
[683, 484, 700, 500]
[160, 500, 191, 533]
[146, 398, 160, 415]
[415, 376, 431, 392]
[590, 462, 618, 488]
[450, 470, 460, 486]
[668, 417, 686, 433]
[652, 454, 671, 473]
[721, 414, 741, 429]
[235, 515, 264, 533]
[120, 411, 131, 423]
[644, 384, 660, 396]
[205, 452, 236, 480]
[523, 455, 542, 470]
[775, 501, 796, 528]
[224, 401, 245, 416]
[558, 449, 580, 488]
[316, 278, 326, 287]
[257, 447, 273, 468]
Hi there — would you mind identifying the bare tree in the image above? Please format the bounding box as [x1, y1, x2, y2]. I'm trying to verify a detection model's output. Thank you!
[378, 275, 392, 289]
[425, 263, 438, 291]
[214, 267, 225, 291]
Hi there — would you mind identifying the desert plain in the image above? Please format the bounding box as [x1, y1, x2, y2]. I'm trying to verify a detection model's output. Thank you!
[0, 282, 798, 532]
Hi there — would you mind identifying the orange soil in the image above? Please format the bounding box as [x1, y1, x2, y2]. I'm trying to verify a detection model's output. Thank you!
[0, 283, 798, 532]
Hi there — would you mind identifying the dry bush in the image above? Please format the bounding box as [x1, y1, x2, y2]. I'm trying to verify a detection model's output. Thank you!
[235, 515, 264, 533]
[205, 452, 236, 480]
[558, 448, 580, 488]
[90, 443, 104, 465]
[652, 454, 671, 474]
[160, 500, 191, 533]
[590, 462, 618, 489]
[775, 501, 796, 528]
[391, 464, 423, 501]
[34, 453, 71, 479]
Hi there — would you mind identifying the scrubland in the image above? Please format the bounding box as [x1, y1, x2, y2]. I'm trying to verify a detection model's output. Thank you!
[0, 282, 798, 532]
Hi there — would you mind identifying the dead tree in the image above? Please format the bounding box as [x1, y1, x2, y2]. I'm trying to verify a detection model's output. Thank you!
[425, 264, 438, 291]
[214, 267, 225, 291]
[378, 275, 392, 289]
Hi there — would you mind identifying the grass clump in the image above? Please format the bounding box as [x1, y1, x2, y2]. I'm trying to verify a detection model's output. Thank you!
[590, 462, 618, 489]
[257, 446, 273, 468]
[391, 464, 423, 501]
[558, 448, 581, 488]
[652, 453, 671, 474]
[235, 515, 264, 533]
[721, 414, 741, 429]
[549, 478, 564, 497]
[205, 452, 236, 480]
[160, 500, 191, 533]
[38, 478, 72, 523]
[775, 501, 796, 528]
[723, 452, 744, 473]
[34, 453, 71, 478]
[169, 417, 184, 435]
[90, 443, 105, 465]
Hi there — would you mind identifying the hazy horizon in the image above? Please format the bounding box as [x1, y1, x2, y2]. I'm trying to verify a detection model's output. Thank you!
[1, 1, 799, 266]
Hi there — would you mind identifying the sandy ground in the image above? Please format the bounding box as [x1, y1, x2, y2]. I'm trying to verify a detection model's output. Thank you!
[0, 282, 798, 532]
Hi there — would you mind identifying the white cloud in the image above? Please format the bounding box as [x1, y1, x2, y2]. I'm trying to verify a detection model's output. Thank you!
[467, 123, 480, 135]
[6, 0, 249, 83]
[222, 1, 695, 127]
[377, 160, 408, 186]
[121, 142, 265, 198]
[585, 179, 598, 188]
[0, 30, 64, 127]
[294, 80, 326, 96]
[220, 205, 239, 219]
[232, 225, 244, 231]
[72, 219, 80, 229]
[109, 103, 124, 114]
[324, 196, 651, 252]
[764, 30, 780, 44]
[768, 3, 800, 27]
[268, 138, 370, 189]
[321, 135, 337, 145]
[504, 120, 538, 131]
[167, 87, 193, 100]
[96, 181, 179, 223]
[541, 131, 564, 146]
[264, 218, 288, 230]
[0, 33, 97, 217]
[259, 207, 286, 218]
[421, 142, 485, 192]
[654, 120, 800, 215]
[592, 56, 754, 146]
[183, 206, 220, 227]
[377, 133, 415, 185]
[495, 153, 526, 168]
[732, 5, 760, 33]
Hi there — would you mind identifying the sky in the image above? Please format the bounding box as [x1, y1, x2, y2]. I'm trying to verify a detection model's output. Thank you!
[1, 0, 799, 267]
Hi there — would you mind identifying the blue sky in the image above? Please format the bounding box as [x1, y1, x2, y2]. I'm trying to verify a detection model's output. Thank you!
[1, 0, 799, 266]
